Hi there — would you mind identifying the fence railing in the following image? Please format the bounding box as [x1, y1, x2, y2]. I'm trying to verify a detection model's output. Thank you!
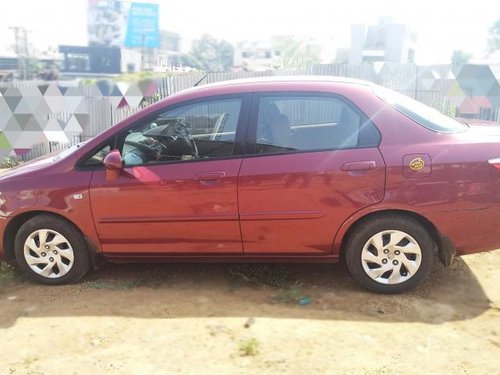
[20, 134, 82, 161]
[2, 62, 499, 161]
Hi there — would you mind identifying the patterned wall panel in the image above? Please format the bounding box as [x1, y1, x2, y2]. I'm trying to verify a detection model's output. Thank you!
[0, 79, 159, 158]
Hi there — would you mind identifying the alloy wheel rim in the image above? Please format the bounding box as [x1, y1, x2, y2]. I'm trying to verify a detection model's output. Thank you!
[23, 229, 75, 278]
[361, 230, 422, 285]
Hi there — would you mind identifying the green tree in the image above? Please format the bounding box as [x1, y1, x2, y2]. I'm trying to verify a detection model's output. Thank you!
[272, 36, 322, 68]
[181, 53, 203, 70]
[451, 50, 472, 65]
[182, 34, 234, 72]
[488, 19, 500, 53]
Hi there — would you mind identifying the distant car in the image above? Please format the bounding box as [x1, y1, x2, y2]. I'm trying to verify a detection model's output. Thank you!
[2, 76, 500, 293]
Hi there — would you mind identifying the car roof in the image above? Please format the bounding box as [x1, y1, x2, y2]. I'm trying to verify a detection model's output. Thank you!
[200, 75, 373, 87]
[197, 75, 374, 90]
[166, 75, 376, 102]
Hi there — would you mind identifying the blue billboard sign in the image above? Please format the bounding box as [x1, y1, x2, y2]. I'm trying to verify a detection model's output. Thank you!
[124, 2, 159, 48]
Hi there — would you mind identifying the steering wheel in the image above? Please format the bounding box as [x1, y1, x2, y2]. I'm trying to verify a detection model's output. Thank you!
[124, 139, 159, 159]
[159, 120, 199, 159]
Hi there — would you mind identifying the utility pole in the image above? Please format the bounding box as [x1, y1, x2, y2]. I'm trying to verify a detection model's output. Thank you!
[140, 34, 146, 71]
[9, 26, 29, 80]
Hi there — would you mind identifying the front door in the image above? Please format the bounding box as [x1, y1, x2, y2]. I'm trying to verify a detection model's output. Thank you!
[238, 93, 386, 254]
[87, 96, 248, 254]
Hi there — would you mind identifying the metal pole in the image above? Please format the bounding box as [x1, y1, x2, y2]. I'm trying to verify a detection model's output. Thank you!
[9, 26, 21, 79]
[415, 65, 418, 100]
[141, 34, 146, 71]
[22, 28, 28, 80]
[8, 26, 29, 80]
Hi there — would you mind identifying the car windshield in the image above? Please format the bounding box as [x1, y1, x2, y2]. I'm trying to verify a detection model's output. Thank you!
[373, 85, 468, 133]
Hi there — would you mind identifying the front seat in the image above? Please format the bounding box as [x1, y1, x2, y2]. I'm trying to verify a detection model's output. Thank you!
[334, 107, 359, 149]
[258, 103, 290, 147]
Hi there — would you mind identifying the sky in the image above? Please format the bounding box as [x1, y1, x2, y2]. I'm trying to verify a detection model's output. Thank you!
[0, 0, 497, 64]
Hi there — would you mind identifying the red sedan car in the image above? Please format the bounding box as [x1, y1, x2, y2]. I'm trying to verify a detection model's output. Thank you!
[1, 77, 500, 293]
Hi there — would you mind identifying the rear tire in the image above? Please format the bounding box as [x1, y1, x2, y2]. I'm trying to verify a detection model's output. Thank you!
[345, 215, 434, 294]
[14, 214, 90, 285]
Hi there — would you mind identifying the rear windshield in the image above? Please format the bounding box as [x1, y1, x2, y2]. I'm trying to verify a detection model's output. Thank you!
[373, 86, 468, 133]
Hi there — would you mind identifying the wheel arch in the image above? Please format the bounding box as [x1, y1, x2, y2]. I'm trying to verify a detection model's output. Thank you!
[3, 210, 98, 264]
[336, 209, 441, 263]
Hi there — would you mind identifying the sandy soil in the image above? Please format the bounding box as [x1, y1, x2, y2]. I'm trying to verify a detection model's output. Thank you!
[1, 250, 499, 374]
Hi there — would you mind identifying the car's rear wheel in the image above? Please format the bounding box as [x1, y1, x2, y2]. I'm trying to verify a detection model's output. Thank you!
[14, 214, 90, 285]
[345, 215, 435, 293]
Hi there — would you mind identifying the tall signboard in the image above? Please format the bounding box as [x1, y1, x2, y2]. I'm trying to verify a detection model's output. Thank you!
[87, 0, 128, 47]
[124, 3, 160, 48]
[87, 0, 159, 48]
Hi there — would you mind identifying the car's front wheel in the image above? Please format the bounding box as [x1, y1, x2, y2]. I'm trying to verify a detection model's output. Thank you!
[345, 215, 435, 293]
[14, 214, 91, 285]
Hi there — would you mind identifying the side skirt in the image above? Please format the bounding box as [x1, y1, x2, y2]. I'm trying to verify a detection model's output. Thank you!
[102, 253, 339, 264]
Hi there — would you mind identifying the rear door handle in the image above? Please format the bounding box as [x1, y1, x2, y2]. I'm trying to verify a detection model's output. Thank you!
[341, 161, 377, 171]
[194, 171, 226, 182]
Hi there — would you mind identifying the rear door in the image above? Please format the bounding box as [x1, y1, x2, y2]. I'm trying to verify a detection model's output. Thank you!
[238, 92, 386, 254]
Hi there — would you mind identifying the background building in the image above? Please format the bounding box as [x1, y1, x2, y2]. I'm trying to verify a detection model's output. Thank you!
[350, 17, 417, 63]
[59, 45, 121, 75]
[156, 31, 181, 71]
[0, 50, 60, 81]
[233, 41, 282, 71]
[234, 37, 321, 71]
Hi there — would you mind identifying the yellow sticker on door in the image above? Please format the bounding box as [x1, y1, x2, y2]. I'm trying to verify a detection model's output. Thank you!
[409, 157, 425, 171]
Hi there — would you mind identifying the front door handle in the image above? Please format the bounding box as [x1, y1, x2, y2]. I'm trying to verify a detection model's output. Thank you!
[341, 161, 377, 171]
[194, 171, 226, 182]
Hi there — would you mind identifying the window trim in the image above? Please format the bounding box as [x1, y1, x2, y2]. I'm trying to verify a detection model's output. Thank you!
[76, 93, 251, 170]
[245, 91, 381, 157]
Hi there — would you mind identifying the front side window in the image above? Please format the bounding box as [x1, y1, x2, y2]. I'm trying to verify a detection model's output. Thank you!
[79, 98, 242, 168]
[121, 98, 242, 166]
[255, 95, 380, 154]
[84, 145, 111, 166]
[80, 140, 113, 168]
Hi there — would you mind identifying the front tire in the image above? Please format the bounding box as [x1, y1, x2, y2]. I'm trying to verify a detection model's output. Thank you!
[345, 215, 435, 294]
[14, 214, 91, 285]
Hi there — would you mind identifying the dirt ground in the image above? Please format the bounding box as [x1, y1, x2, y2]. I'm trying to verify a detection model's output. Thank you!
[1, 250, 499, 375]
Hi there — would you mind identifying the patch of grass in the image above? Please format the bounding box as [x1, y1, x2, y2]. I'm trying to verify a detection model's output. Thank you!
[0, 262, 17, 287]
[239, 337, 260, 357]
[271, 286, 307, 304]
[115, 71, 173, 83]
[21, 355, 39, 366]
[84, 278, 145, 290]
[228, 264, 300, 289]
[118, 279, 146, 290]
[84, 280, 108, 289]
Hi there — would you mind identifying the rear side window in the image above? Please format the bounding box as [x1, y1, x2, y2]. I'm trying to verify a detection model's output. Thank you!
[255, 95, 380, 154]
[373, 85, 467, 133]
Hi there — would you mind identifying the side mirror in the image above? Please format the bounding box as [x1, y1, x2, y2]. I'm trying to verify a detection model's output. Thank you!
[103, 149, 123, 181]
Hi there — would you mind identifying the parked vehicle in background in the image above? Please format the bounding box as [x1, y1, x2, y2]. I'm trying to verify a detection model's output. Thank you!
[1, 76, 500, 293]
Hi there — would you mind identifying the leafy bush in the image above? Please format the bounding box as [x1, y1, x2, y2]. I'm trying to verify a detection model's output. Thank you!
[0, 157, 22, 169]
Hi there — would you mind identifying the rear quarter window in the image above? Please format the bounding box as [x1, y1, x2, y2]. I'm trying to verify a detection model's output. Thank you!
[373, 85, 467, 133]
